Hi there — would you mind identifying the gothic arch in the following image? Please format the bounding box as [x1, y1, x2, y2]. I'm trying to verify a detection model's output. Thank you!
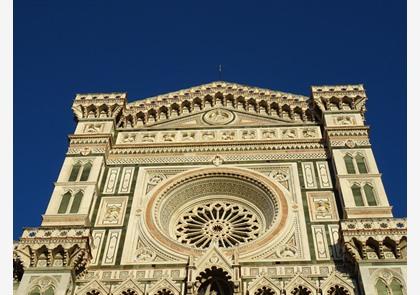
[195, 266, 234, 295]
[27, 276, 59, 295]
[75, 279, 108, 295]
[247, 276, 281, 295]
[284, 275, 317, 295]
[148, 278, 180, 295]
[369, 268, 406, 294]
[321, 273, 354, 295]
[113, 279, 143, 295]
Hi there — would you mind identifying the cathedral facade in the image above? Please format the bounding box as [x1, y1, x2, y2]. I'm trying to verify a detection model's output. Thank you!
[13, 82, 407, 295]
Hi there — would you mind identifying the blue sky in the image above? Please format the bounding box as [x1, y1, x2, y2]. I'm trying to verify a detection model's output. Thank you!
[14, 0, 406, 239]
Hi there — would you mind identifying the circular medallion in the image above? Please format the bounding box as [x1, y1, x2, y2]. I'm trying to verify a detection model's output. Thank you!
[203, 109, 235, 125]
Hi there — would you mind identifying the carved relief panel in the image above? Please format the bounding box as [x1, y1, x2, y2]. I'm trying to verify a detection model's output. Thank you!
[95, 196, 128, 227]
[306, 191, 338, 222]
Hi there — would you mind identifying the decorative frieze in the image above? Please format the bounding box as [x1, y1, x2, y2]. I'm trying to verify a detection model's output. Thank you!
[116, 126, 321, 145]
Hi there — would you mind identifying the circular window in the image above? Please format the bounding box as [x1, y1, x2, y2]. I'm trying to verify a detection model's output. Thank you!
[174, 199, 263, 249]
[144, 167, 288, 255]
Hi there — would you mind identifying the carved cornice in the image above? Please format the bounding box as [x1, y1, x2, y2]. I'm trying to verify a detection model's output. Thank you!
[340, 218, 407, 263]
[14, 227, 92, 278]
[72, 93, 126, 120]
[311, 84, 367, 114]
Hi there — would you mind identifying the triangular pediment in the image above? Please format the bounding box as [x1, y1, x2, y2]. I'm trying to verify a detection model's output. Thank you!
[248, 276, 282, 295]
[117, 81, 314, 129]
[148, 278, 180, 295]
[145, 107, 300, 129]
[128, 81, 308, 107]
[195, 244, 232, 274]
[75, 279, 108, 295]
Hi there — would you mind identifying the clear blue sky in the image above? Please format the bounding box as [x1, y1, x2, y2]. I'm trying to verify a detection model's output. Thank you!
[14, 0, 406, 239]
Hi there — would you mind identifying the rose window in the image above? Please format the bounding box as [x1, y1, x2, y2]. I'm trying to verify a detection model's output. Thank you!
[145, 168, 289, 255]
[175, 202, 261, 249]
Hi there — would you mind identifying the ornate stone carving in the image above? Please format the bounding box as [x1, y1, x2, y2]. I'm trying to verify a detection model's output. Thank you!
[84, 123, 103, 133]
[175, 201, 262, 249]
[135, 247, 156, 262]
[306, 192, 338, 222]
[203, 109, 235, 125]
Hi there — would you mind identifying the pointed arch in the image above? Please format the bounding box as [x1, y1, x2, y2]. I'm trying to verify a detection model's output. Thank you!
[321, 273, 354, 295]
[364, 183, 377, 206]
[80, 161, 92, 181]
[29, 286, 42, 295]
[75, 279, 108, 295]
[390, 279, 404, 295]
[192, 97, 203, 110]
[351, 184, 364, 206]
[247, 98, 257, 112]
[69, 190, 83, 213]
[58, 191, 72, 214]
[344, 154, 356, 174]
[248, 276, 281, 295]
[327, 285, 350, 295]
[69, 162, 82, 181]
[285, 275, 317, 295]
[291, 286, 312, 295]
[375, 279, 389, 295]
[355, 154, 368, 173]
[112, 279, 143, 295]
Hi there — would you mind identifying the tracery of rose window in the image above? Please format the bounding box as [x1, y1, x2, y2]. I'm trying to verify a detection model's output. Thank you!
[175, 202, 261, 249]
